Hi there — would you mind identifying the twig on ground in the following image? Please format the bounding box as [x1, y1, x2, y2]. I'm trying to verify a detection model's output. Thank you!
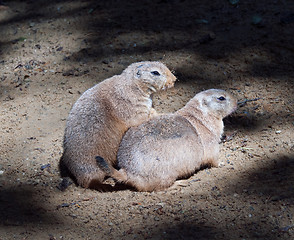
[238, 98, 262, 107]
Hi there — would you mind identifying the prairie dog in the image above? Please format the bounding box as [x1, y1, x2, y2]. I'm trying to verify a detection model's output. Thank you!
[97, 89, 237, 192]
[60, 61, 176, 189]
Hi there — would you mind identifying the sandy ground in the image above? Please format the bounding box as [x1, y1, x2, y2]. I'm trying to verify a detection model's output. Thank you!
[0, 0, 294, 239]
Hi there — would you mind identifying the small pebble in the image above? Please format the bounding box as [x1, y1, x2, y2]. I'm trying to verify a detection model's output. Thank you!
[61, 203, 70, 208]
[40, 163, 51, 170]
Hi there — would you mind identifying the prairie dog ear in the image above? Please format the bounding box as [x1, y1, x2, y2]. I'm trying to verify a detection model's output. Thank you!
[202, 98, 209, 106]
[136, 69, 142, 78]
[136, 63, 145, 78]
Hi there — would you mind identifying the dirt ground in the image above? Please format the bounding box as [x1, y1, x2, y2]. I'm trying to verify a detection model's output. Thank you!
[0, 0, 294, 239]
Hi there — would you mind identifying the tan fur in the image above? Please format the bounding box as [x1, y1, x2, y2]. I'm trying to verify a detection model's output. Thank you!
[101, 89, 237, 192]
[60, 61, 176, 189]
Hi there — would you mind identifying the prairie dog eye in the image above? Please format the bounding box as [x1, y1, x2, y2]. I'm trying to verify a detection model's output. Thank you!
[151, 71, 160, 76]
[217, 96, 226, 101]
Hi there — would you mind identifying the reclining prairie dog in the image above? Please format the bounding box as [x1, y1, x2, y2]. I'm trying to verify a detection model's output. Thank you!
[60, 61, 176, 189]
[96, 89, 237, 192]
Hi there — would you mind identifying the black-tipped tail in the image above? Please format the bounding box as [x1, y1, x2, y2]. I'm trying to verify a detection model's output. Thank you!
[95, 156, 111, 175]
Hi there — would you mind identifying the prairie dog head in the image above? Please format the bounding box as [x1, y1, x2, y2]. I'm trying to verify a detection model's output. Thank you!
[124, 61, 176, 93]
[193, 89, 237, 118]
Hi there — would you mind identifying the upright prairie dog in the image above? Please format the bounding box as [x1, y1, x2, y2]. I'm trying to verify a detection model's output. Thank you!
[61, 61, 176, 189]
[97, 89, 237, 192]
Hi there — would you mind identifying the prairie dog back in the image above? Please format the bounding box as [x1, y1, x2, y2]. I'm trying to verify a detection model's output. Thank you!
[116, 115, 204, 191]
